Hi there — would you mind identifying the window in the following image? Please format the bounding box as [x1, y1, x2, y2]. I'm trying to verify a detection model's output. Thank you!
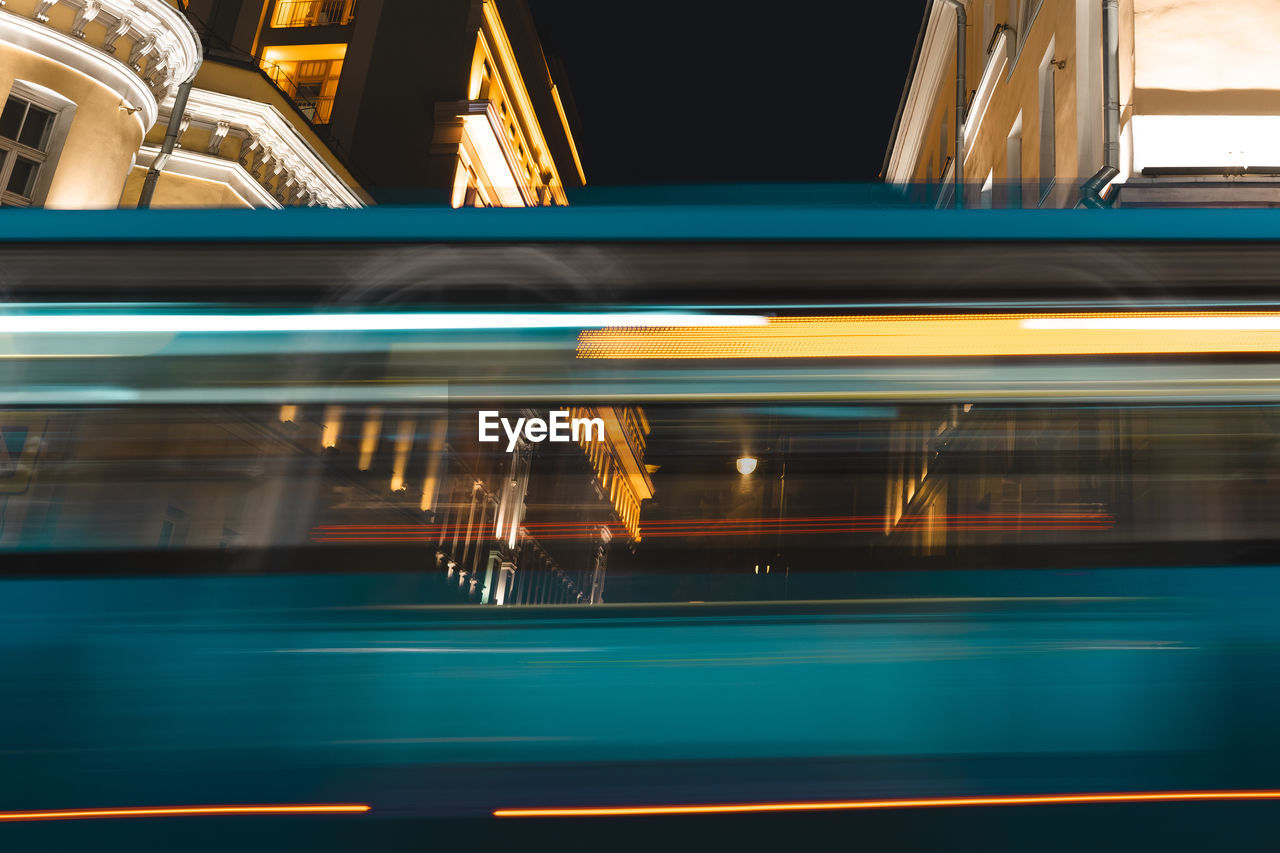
[1038, 47, 1057, 204]
[939, 110, 948, 181]
[271, 0, 358, 28]
[1006, 112, 1023, 209]
[294, 60, 334, 122]
[0, 96, 55, 208]
[261, 46, 346, 124]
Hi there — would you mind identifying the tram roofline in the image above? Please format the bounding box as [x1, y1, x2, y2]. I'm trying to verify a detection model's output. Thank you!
[2, 206, 1280, 244]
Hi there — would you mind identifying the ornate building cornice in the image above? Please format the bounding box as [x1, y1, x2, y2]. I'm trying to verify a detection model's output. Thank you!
[1, 0, 200, 131]
[158, 86, 364, 207]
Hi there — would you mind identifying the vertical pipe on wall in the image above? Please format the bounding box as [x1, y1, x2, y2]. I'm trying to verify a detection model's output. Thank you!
[1080, 0, 1121, 207]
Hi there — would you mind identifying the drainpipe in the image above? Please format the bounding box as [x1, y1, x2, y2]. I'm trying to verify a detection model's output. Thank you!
[137, 13, 204, 209]
[942, 0, 967, 208]
[1080, 0, 1120, 208]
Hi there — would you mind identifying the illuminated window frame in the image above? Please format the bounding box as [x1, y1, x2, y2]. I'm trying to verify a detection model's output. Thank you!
[0, 83, 75, 208]
[260, 45, 347, 125]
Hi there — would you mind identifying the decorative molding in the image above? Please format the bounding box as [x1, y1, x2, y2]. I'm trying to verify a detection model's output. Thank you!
[963, 28, 1009, 159]
[433, 98, 531, 208]
[478, 1, 567, 205]
[463, 98, 533, 206]
[157, 86, 364, 208]
[70, 1, 99, 38]
[885, 0, 955, 185]
[0, 9, 157, 130]
[135, 144, 281, 208]
[206, 119, 228, 154]
[1, 0, 199, 132]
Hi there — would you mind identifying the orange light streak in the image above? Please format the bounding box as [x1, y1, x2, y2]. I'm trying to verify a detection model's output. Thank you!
[494, 789, 1280, 818]
[577, 311, 1280, 360]
[0, 804, 371, 823]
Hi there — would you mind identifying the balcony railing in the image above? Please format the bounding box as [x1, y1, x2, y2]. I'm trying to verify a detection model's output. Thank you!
[293, 94, 335, 124]
[271, 0, 358, 28]
[261, 62, 336, 124]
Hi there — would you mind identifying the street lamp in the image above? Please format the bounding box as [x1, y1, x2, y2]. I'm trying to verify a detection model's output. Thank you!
[736, 455, 758, 475]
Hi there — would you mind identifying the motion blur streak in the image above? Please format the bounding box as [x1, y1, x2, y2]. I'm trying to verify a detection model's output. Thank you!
[0, 311, 768, 334]
[311, 513, 1114, 542]
[309, 512, 1111, 537]
[0, 805, 371, 822]
[577, 312, 1280, 359]
[492, 790, 1280, 817]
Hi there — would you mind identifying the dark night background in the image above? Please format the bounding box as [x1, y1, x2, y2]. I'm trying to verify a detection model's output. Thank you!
[527, 0, 928, 185]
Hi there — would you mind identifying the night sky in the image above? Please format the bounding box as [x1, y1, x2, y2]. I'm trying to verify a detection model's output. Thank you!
[527, 0, 928, 185]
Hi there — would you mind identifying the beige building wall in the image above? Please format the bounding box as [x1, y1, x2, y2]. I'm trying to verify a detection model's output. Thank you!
[889, 0, 1280, 207]
[1132, 0, 1280, 97]
[964, 1, 1084, 206]
[1128, 0, 1280, 178]
[889, 0, 1102, 207]
[120, 167, 254, 208]
[2, 0, 364, 210]
[0, 41, 144, 208]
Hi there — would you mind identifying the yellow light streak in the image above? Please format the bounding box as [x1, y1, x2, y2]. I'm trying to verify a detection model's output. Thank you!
[494, 789, 1280, 818]
[390, 417, 414, 492]
[0, 804, 370, 823]
[577, 312, 1280, 359]
[358, 407, 383, 470]
[321, 405, 344, 449]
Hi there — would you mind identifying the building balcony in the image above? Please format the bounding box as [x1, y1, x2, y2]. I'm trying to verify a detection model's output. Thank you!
[259, 45, 345, 126]
[138, 82, 363, 207]
[270, 0, 358, 29]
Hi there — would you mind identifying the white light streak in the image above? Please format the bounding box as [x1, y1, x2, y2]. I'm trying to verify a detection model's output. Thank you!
[0, 313, 768, 334]
[1022, 317, 1280, 331]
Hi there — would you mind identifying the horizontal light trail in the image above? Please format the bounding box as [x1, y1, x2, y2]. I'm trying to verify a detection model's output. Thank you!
[311, 513, 1113, 542]
[0, 804, 370, 823]
[1024, 316, 1280, 330]
[493, 789, 1280, 817]
[316, 513, 1111, 531]
[0, 312, 767, 334]
[313, 527, 1110, 542]
[318, 513, 1113, 525]
[577, 312, 1280, 359]
[319, 513, 1110, 528]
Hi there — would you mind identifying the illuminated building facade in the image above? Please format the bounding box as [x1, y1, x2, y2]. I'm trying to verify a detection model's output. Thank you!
[879, 404, 1128, 557]
[0, 0, 204, 207]
[190, 0, 583, 206]
[0, 0, 583, 207]
[0, 403, 651, 605]
[885, 0, 1280, 207]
